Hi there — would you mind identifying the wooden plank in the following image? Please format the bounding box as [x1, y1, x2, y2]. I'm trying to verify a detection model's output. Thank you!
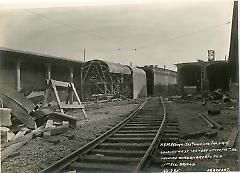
[43, 87, 51, 107]
[44, 126, 69, 136]
[198, 113, 214, 128]
[71, 83, 87, 119]
[226, 127, 239, 147]
[49, 112, 77, 128]
[59, 103, 85, 109]
[0, 85, 35, 113]
[1, 136, 26, 149]
[50, 79, 70, 88]
[0, 94, 36, 129]
[69, 67, 74, 103]
[203, 114, 223, 130]
[7, 131, 17, 141]
[51, 84, 64, 114]
[44, 120, 54, 136]
[1, 125, 44, 161]
[12, 127, 29, 141]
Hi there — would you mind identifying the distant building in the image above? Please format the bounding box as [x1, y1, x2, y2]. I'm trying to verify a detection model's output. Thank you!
[175, 60, 229, 94]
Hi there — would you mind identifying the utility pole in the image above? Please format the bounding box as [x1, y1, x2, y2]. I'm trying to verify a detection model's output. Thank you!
[83, 48, 86, 62]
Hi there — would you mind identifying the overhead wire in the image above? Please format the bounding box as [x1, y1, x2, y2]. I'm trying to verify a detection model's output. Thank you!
[136, 21, 231, 49]
[24, 9, 138, 51]
[23, 9, 231, 67]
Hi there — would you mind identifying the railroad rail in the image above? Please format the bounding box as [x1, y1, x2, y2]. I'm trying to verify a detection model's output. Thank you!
[40, 97, 167, 173]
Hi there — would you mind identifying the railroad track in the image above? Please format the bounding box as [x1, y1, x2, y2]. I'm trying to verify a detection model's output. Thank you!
[41, 97, 168, 173]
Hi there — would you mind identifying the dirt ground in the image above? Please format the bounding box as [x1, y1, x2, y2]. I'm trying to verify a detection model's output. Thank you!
[1, 98, 144, 173]
[1, 97, 239, 173]
[165, 98, 239, 172]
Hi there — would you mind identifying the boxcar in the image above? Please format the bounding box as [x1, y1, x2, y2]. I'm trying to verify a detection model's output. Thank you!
[141, 65, 177, 96]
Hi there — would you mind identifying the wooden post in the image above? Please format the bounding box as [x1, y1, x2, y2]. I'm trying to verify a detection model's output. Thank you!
[83, 48, 86, 62]
[69, 67, 74, 103]
[43, 63, 51, 107]
[47, 63, 51, 80]
[80, 67, 83, 100]
[16, 59, 21, 91]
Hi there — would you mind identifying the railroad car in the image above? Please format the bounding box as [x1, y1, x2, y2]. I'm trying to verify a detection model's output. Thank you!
[141, 65, 177, 96]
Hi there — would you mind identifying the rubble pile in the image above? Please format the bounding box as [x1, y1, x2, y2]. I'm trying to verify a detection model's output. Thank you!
[0, 85, 80, 162]
[166, 88, 238, 141]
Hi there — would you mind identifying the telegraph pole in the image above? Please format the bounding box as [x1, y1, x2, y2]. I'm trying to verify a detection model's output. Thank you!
[83, 48, 86, 62]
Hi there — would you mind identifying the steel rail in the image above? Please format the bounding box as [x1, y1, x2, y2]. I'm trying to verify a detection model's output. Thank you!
[133, 96, 167, 173]
[40, 98, 150, 173]
[198, 112, 214, 128]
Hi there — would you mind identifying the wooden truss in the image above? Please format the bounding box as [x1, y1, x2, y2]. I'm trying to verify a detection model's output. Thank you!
[44, 79, 87, 119]
[81, 61, 130, 98]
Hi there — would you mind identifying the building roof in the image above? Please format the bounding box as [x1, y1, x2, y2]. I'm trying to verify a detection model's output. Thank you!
[142, 65, 177, 74]
[175, 60, 228, 67]
[0, 47, 84, 64]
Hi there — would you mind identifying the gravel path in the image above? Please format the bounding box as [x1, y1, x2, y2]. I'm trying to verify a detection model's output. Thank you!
[1, 98, 144, 173]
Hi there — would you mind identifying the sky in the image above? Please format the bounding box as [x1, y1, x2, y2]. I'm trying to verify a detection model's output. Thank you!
[0, 0, 235, 70]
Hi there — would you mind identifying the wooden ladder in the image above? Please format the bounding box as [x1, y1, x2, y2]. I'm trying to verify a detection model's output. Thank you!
[44, 79, 87, 119]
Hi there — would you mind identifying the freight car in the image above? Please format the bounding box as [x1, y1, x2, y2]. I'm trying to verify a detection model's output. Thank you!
[141, 65, 177, 96]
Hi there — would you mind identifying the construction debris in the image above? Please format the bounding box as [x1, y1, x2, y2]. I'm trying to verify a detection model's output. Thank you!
[203, 114, 223, 130]
[12, 127, 29, 141]
[1, 127, 9, 144]
[0, 85, 36, 129]
[0, 108, 12, 127]
[1, 125, 44, 161]
[43, 120, 54, 137]
[44, 79, 87, 119]
[32, 108, 54, 126]
[49, 112, 78, 128]
[198, 113, 215, 128]
[44, 125, 69, 136]
[226, 127, 239, 148]
[223, 94, 232, 103]
[0, 84, 84, 161]
[26, 91, 45, 104]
